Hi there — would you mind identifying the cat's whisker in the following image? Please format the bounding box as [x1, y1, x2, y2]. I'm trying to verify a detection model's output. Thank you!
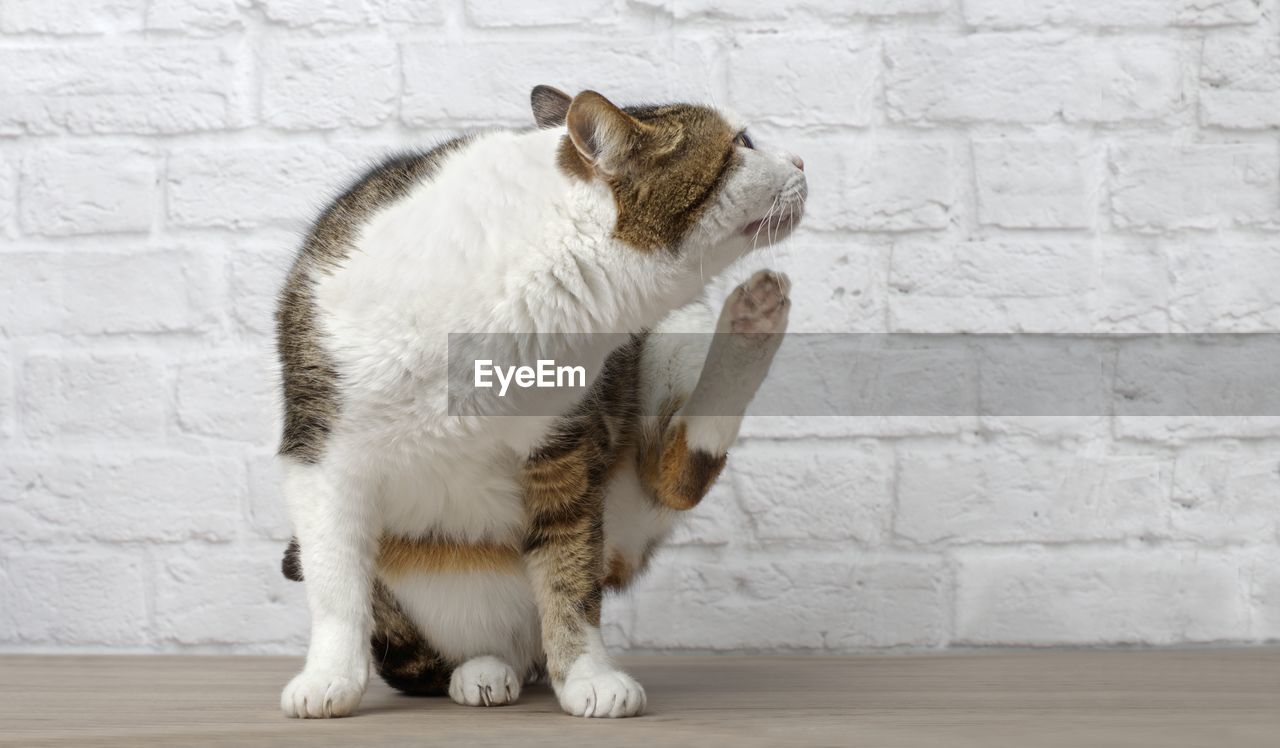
[751, 193, 779, 254]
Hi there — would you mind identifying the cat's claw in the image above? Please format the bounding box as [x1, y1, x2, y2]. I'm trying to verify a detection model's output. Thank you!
[558, 670, 647, 718]
[281, 668, 366, 718]
[449, 655, 521, 707]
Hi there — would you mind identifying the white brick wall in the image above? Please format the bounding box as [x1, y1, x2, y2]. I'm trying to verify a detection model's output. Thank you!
[1, 0, 1278, 655]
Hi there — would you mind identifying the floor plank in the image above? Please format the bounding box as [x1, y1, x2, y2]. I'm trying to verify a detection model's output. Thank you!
[0, 650, 1277, 747]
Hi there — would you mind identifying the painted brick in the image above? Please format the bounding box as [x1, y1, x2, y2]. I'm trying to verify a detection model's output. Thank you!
[0, 45, 241, 135]
[262, 41, 399, 130]
[889, 240, 1095, 332]
[258, 0, 365, 29]
[167, 146, 368, 229]
[1110, 144, 1280, 231]
[885, 36, 1182, 124]
[1201, 36, 1280, 129]
[0, 253, 63, 337]
[0, 347, 12, 441]
[366, 0, 447, 25]
[401, 39, 709, 125]
[145, 0, 243, 34]
[1250, 549, 1280, 641]
[814, 140, 955, 232]
[896, 445, 1170, 543]
[229, 243, 293, 337]
[175, 352, 277, 444]
[0, 549, 149, 645]
[467, 0, 615, 26]
[0, 156, 14, 237]
[61, 250, 215, 335]
[956, 549, 1251, 644]
[247, 452, 291, 541]
[0, 0, 145, 34]
[0, 250, 212, 336]
[1115, 417, 1280, 443]
[1167, 243, 1280, 332]
[973, 138, 1092, 229]
[4, 453, 243, 542]
[629, 551, 950, 650]
[731, 443, 893, 543]
[728, 36, 878, 127]
[779, 237, 887, 333]
[963, 0, 1261, 28]
[153, 543, 307, 646]
[1093, 242, 1170, 332]
[1172, 448, 1280, 542]
[634, 0, 947, 20]
[19, 147, 156, 236]
[21, 353, 166, 441]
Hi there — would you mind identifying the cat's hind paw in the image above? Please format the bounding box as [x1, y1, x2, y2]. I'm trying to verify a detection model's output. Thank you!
[449, 655, 521, 707]
[721, 269, 790, 342]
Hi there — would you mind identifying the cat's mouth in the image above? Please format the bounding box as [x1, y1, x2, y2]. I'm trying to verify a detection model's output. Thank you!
[741, 179, 807, 242]
[742, 205, 802, 241]
[742, 211, 788, 238]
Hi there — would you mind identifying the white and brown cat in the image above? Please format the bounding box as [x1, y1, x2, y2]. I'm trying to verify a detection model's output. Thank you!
[276, 86, 806, 719]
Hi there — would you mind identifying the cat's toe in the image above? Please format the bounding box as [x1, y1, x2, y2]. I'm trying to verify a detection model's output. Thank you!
[723, 269, 791, 339]
[449, 655, 521, 707]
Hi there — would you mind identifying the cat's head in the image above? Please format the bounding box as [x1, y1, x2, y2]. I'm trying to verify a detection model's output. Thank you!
[531, 86, 806, 272]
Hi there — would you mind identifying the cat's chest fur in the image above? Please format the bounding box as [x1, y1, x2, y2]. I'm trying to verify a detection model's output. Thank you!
[305, 131, 623, 542]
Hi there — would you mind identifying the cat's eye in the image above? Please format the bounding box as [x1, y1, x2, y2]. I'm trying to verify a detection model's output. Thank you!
[734, 131, 754, 150]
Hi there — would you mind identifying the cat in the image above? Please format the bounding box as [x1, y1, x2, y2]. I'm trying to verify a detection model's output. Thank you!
[275, 85, 807, 719]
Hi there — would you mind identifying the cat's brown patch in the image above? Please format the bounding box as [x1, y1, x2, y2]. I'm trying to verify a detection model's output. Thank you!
[558, 96, 737, 252]
[376, 535, 523, 578]
[277, 138, 471, 463]
[603, 552, 632, 590]
[639, 417, 727, 511]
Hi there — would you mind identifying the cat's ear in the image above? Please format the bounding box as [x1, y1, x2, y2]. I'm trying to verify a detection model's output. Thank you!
[530, 85, 572, 129]
[566, 90, 643, 176]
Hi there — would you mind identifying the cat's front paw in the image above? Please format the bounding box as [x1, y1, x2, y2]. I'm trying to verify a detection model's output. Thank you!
[557, 670, 647, 718]
[722, 269, 790, 342]
[449, 655, 521, 707]
[281, 668, 366, 718]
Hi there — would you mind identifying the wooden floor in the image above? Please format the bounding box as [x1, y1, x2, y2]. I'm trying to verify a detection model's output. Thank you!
[0, 650, 1277, 747]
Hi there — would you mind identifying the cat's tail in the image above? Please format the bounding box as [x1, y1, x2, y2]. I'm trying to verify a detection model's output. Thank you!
[281, 537, 304, 581]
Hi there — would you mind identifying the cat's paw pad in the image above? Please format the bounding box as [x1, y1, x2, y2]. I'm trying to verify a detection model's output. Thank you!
[558, 670, 647, 718]
[723, 270, 790, 341]
[449, 656, 521, 707]
[281, 668, 366, 718]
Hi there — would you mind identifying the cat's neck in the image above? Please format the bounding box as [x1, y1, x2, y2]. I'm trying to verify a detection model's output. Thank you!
[492, 130, 698, 336]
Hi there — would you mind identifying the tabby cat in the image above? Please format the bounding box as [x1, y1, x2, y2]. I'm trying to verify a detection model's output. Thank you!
[276, 86, 806, 719]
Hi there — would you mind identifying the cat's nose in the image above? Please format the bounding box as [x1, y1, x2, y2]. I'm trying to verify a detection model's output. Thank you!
[790, 154, 804, 172]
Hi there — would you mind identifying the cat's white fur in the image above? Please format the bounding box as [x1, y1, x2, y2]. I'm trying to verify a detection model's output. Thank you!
[281, 114, 805, 719]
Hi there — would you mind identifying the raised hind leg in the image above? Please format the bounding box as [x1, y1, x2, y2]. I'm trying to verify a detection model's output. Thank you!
[639, 269, 790, 510]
